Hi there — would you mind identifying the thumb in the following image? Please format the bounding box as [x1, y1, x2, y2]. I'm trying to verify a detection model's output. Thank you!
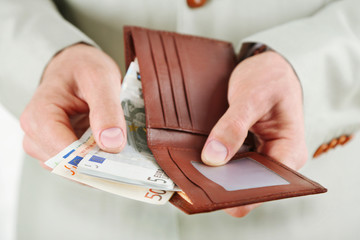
[77, 70, 127, 153]
[201, 104, 259, 166]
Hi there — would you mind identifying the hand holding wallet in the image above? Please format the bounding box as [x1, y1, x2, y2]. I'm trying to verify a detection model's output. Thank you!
[123, 26, 327, 214]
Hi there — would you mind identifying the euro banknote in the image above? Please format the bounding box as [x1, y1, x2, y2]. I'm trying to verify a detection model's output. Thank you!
[48, 138, 173, 204]
[45, 60, 176, 204]
[76, 61, 176, 191]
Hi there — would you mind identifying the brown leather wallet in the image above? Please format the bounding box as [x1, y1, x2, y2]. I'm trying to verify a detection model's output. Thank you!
[123, 26, 327, 214]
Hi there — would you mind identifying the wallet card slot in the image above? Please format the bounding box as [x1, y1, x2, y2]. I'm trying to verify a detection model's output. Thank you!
[174, 35, 235, 134]
[131, 27, 166, 127]
[168, 147, 226, 204]
[148, 31, 179, 128]
[150, 147, 212, 207]
[130, 26, 235, 134]
[161, 33, 193, 130]
[125, 26, 327, 215]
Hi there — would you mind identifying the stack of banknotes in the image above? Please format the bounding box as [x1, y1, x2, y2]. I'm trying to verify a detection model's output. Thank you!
[45, 59, 178, 205]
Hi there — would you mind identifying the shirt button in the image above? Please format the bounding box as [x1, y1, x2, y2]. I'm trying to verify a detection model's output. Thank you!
[313, 144, 329, 158]
[328, 138, 338, 149]
[339, 135, 353, 145]
[313, 135, 354, 158]
[187, 0, 207, 8]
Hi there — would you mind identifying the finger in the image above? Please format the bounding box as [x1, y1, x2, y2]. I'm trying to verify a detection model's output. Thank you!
[224, 203, 261, 218]
[20, 105, 78, 161]
[259, 138, 308, 170]
[251, 92, 307, 170]
[23, 135, 50, 163]
[201, 101, 264, 166]
[43, 119, 78, 157]
[76, 67, 126, 153]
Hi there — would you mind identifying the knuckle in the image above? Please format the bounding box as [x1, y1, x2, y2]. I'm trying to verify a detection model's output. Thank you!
[228, 116, 247, 131]
[223, 115, 248, 139]
[212, 113, 250, 154]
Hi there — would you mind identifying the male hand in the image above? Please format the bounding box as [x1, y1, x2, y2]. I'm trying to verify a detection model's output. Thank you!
[20, 43, 126, 168]
[201, 51, 308, 217]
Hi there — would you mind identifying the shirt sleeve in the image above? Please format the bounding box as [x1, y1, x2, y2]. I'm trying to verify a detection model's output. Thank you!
[239, 0, 360, 156]
[0, 0, 97, 118]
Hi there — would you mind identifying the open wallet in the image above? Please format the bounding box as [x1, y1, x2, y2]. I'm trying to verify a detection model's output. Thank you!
[123, 26, 327, 214]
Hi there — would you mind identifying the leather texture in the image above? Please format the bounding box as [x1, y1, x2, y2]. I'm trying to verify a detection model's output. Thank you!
[124, 26, 327, 214]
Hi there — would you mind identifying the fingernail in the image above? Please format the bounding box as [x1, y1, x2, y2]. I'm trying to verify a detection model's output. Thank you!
[100, 128, 124, 149]
[202, 140, 228, 166]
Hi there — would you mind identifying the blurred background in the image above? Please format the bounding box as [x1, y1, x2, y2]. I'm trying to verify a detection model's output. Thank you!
[0, 104, 23, 240]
